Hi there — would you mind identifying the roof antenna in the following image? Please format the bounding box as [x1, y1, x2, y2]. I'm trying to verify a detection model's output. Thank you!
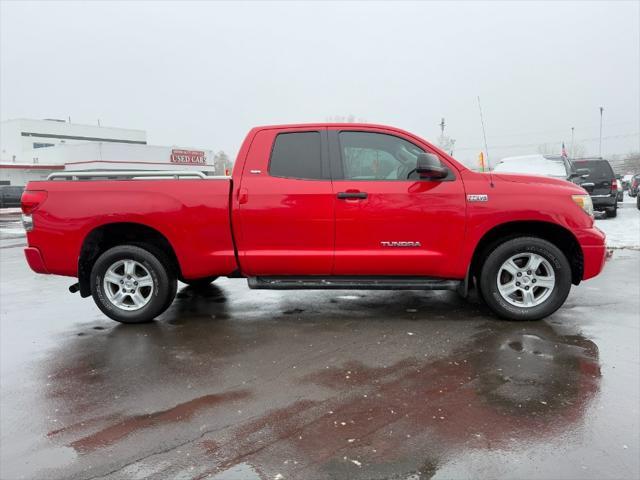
[477, 96, 494, 187]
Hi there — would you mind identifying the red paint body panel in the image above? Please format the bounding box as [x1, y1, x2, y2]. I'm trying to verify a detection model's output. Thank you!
[24, 247, 49, 274]
[25, 179, 237, 279]
[23, 123, 606, 287]
[458, 170, 607, 280]
[328, 126, 467, 277]
[233, 127, 334, 276]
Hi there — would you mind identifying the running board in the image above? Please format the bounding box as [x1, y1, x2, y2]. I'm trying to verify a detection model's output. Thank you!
[248, 276, 461, 291]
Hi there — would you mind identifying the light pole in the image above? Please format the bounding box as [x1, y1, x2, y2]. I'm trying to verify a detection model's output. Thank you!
[571, 126, 575, 158]
[599, 107, 604, 158]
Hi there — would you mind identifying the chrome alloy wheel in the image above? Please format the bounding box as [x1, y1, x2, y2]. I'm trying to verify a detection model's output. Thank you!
[496, 253, 555, 308]
[102, 259, 154, 311]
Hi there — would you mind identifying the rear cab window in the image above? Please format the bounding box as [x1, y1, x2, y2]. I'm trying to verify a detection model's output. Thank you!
[269, 131, 326, 180]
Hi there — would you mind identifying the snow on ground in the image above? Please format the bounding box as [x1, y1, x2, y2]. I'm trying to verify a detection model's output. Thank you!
[595, 194, 640, 249]
[0, 208, 22, 215]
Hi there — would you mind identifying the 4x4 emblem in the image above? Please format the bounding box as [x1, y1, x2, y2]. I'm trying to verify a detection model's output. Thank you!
[467, 194, 488, 202]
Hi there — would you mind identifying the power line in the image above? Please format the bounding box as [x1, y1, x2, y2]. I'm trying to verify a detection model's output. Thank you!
[480, 120, 637, 140]
[455, 131, 640, 152]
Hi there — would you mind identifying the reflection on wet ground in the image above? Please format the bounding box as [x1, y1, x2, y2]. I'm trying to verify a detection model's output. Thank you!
[0, 248, 638, 479]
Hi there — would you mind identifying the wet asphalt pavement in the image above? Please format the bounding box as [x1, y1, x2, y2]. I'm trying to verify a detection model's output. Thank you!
[0, 237, 639, 480]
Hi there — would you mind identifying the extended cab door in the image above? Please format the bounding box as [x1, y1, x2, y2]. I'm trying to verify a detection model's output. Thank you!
[234, 127, 334, 276]
[329, 128, 467, 278]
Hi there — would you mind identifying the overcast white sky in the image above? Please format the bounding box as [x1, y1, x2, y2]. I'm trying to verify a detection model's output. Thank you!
[1, 1, 639, 165]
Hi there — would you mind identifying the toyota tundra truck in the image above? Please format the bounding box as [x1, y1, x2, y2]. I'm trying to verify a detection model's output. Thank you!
[21, 123, 607, 323]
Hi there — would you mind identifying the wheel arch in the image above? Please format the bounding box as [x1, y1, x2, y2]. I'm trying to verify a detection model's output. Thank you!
[468, 220, 584, 289]
[78, 222, 181, 297]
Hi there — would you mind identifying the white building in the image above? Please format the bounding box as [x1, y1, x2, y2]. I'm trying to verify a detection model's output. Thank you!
[0, 118, 217, 185]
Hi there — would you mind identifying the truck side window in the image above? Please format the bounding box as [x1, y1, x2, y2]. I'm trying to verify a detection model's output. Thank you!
[269, 131, 323, 180]
[339, 131, 431, 181]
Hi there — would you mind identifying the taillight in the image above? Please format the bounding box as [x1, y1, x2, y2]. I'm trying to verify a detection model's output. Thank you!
[611, 179, 618, 191]
[21, 190, 48, 214]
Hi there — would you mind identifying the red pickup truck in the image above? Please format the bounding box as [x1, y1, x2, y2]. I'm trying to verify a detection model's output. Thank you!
[21, 123, 606, 323]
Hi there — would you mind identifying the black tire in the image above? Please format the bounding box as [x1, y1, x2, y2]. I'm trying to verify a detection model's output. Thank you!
[183, 276, 218, 288]
[606, 204, 617, 218]
[90, 245, 177, 324]
[479, 237, 572, 321]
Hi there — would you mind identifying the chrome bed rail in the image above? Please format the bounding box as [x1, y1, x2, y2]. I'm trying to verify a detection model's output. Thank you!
[47, 170, 230, 181]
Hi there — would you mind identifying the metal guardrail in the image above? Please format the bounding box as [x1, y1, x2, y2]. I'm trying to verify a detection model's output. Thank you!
[47, 170, 230, 181]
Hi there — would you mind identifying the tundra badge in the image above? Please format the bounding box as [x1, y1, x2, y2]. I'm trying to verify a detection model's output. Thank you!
[380, 241, 422, 247]
[467, 194, 488, 202]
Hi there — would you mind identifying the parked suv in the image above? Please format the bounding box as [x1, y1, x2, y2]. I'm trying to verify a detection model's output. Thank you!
[629, 174, 640, 197]
[0, 185, 25, 208]
[571, 158, 618, 217]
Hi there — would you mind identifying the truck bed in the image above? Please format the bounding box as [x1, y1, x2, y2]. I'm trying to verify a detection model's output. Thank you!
[25, 176, 238, 279]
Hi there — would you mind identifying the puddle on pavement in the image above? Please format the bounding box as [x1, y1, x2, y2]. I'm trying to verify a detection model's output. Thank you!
[189, 322, 601, 479]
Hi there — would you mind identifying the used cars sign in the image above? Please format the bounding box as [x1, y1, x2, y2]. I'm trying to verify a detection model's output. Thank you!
[170, 149, 206, 165]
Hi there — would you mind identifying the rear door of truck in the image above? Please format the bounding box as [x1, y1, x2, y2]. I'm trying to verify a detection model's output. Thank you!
[233, 127, 334, 276]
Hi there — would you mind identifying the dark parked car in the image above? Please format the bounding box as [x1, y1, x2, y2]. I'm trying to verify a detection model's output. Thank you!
[0, 186, 24, 208]
[629, 174, 640, 197]
[571, 158, 618, 217]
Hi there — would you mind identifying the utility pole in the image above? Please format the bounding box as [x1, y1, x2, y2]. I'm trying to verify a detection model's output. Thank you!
[570, 126, 575, 158]
[599, 107, 604, 158]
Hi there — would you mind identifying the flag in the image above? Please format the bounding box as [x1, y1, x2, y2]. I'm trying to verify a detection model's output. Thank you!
[561, 142, 568, 159]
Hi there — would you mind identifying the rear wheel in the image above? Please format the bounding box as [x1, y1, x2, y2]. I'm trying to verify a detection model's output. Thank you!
[90, 245, 177, 323]
[479, 237, 572, 321]
[606, 204, 617, 218]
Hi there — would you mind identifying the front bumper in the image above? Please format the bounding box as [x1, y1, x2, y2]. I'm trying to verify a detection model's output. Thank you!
[577, 227, 607, 280]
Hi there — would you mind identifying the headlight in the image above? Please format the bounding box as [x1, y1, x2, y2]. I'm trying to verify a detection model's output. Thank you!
[572, 194, 594, 217]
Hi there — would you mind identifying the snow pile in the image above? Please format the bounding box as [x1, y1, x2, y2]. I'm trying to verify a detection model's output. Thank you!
[595, 196, 640, 249]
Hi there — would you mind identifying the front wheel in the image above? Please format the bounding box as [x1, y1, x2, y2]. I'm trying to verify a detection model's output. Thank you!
[479, 237, 572, 321]
[90, 245, 177, 323]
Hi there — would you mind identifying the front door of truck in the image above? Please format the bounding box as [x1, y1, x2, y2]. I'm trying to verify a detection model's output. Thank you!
[235, 127, 334, 276]
[329, 129, 467, 278]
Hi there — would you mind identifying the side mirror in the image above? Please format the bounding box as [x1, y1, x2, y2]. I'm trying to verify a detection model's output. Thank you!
[569, 168, 590, 179]
[416, 153, 448, 180]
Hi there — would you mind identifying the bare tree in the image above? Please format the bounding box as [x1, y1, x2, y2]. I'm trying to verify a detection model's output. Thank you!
[213, 150, 232, 175]
[537, 142, 585, 158]
[537, 143, 556, 155]
[326, 114, 367, 123]
[615, 152, 640, 174]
